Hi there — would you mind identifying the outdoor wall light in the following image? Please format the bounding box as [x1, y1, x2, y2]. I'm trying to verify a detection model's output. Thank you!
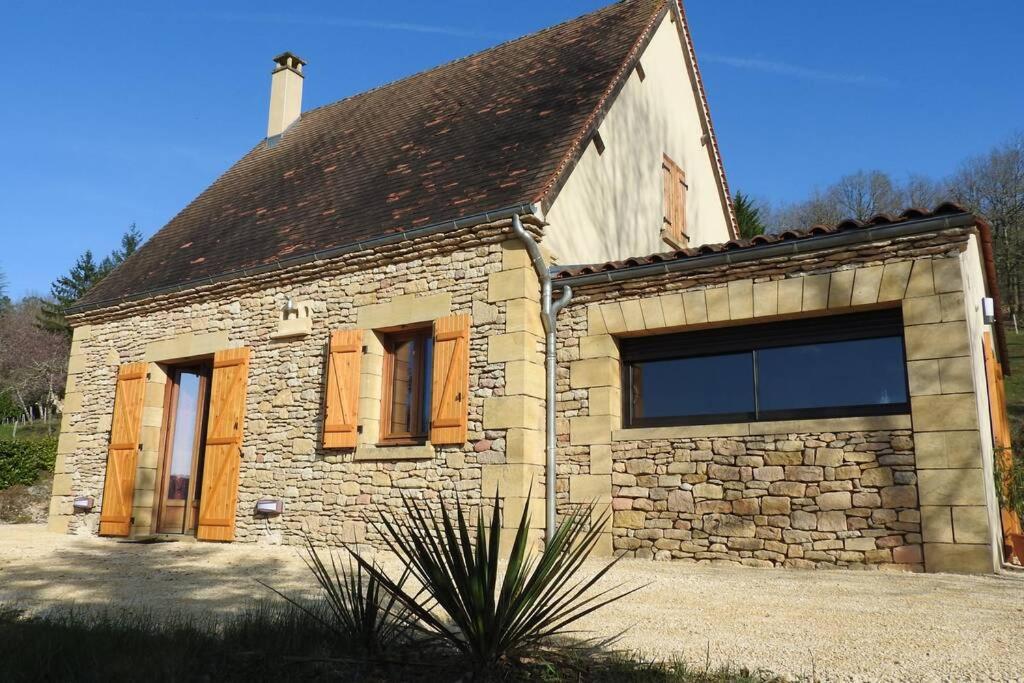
[982, 297, 996, 324]
[256, 498, 284, 516]
[72, 496, 94, 512]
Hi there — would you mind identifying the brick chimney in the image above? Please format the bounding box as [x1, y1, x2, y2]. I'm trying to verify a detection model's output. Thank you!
[267, 52, 306, 139]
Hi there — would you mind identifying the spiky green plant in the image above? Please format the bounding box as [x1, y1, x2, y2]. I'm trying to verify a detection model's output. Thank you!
[260, 538, 420, 657]
[348, 493, 640, 672]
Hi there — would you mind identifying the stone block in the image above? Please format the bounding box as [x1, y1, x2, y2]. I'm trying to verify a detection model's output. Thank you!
[932, 257, 963, 293]
[827, 269, 854, 308]
[667, 490, 695, 512]
[682, 290, 709, 324]
[500, 240, 533, 270]
[851, 265, 883, 305]
[753, 466, 784, 482]
[761, 496, 791, 515]
[924, 543, 993, 574]
[914, 431, 982, 469]
[845, 537, 877, 552]
[904, 259, 935, 298]
[570, 474, 612, 503]
[706, 513, 756, 538]
[817, 491, 852, 510]
[600, 303, 626, 334]
[952, 506, 991, 544]
[939, 291, 966, 321]
[802, 274, 830, 311]
[505, 298, 544, 336]
[785, 465, 823, 482]
[47, 515, 71, 535]
[817, 511, 847, 531]
[590, 445, 613, 475]
[706, 287, 730, 321]
[614, 510, 646, 529]
[659, 293, 686, 327]
[892, 544, 923, 564]
[752, 281, 778, 318]
[639, 297, 666, 330]
[733, 498, 760, 515]
[589, 387, 622, 417]
[505, 361, 545, 398]
[487, 269, 536, 303]
[911, 394, 979, 431]
[860, 467, 894, 488]
[693, 482, 724, 499]
[579, 335, 618, 360]
[881, 485, 918, 509]
[620, 300, 645, 331]
[728, 279, 753, 319]
[938, 357, 973, 394]
[877, 261, 912, 301]
[506, 428, 544, 466]
[483, 396, 544, 429]
[902, 295, 943, 326]
[569, 416, 612, 446]
[482, 464, 542, 499]
[570, 357, 620, 389]
[904, 322, 970, 360]
[907, 360, 941, 396]
[777, 278, 803, 314]
[587, 304, 608, 335]
[51, 473, 73, 496]
[918, 468, 986, 506]
[489, 331, 541, 364]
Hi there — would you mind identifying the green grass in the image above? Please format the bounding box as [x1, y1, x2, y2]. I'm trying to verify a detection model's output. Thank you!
[0, 604, 786, 683]
[0, 418, 60, 442]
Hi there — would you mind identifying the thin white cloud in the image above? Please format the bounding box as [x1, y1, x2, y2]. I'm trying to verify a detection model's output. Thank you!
[702, 53, 896, 87]
[190, 10, 506, 40]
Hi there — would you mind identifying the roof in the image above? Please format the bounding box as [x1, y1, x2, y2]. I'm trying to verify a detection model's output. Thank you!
[75, 0, 683, 312]
[552, 202, 1011, 371]
[552, 203, 977, 279]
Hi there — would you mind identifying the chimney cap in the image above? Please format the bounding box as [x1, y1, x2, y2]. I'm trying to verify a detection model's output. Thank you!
[272, 52, 306, 75]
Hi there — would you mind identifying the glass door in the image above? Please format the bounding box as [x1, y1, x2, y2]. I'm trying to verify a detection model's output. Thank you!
[155, 365, 211, 535]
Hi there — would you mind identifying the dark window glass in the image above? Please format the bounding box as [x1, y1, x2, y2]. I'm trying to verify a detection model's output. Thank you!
[622, 310, 909, 427]
[757, 337, 907, 414]
[630, 353, 753, 422]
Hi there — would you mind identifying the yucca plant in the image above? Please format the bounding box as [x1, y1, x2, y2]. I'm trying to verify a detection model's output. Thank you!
[260, 537, 420, 657]
[348, 492, 640, 673]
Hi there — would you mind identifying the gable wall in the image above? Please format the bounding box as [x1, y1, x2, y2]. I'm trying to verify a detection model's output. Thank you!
[543, 13, 732, 265]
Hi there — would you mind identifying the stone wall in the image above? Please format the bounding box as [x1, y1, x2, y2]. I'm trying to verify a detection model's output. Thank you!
[610, 423, 922, 569]
[554, 225, 1000, 572]
[48, 219, 546, 550]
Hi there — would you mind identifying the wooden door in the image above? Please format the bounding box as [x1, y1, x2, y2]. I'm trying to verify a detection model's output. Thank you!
[196, 347, 250, 542]
[98, 363, 148, 537]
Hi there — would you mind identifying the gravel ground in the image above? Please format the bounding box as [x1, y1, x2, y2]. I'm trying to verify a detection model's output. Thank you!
[1, 524, 1022, 681]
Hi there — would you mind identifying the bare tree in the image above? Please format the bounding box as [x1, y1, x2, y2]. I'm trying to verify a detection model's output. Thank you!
[0, 298, 70, 428]
[949, 134, 1024, 317]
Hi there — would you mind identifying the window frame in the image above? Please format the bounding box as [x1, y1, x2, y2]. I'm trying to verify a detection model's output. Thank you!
[379, 326, 433, 445]
[621, 308, 911, 428]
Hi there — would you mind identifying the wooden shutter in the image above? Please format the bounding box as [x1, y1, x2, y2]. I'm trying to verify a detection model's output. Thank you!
[323, 329, 363, 448]
[984, 332, 1022, 540]
[430, 314, 470, 445]
[196, 347, 250, 542]
[661, 154, 688, 246]
[98, 363, 148, 537]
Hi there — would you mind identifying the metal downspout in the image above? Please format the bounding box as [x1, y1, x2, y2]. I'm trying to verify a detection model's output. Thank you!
[511, 214, 572, 544]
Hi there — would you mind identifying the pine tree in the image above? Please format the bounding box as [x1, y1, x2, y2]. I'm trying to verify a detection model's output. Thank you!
[39, 250, 103, 335]
[98, 223, 144, 275]
[734, 191, 766, 240]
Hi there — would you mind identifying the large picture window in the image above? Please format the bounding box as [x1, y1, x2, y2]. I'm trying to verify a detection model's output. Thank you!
[622, 308, 909, 427]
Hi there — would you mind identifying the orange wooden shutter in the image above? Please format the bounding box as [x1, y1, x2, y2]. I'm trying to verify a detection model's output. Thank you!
[323, 329, 363, 448]
[661, 154, 687, 246]
[98, 363, 148, 537]
[431, 314, 470, 445]
[197, 347, 250, 542]
[983, 332, 1022, 540]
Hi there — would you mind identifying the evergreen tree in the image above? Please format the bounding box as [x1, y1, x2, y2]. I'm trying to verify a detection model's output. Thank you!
[39, 224, 145, 336]
[0, 267, 9, 313]
[734, 191, 766, 239]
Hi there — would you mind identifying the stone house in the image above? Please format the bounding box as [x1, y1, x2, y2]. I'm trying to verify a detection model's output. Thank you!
[48, 0, 1014, 574]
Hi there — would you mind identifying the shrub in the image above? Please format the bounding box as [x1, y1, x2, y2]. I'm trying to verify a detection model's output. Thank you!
[0, 438, 56, 489]
[346, 493, 640, 674]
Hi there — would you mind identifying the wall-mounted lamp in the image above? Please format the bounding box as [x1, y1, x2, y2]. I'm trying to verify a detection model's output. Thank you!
[982, 297, 996, 325]
[256, 498, 284, 516]
[73, 496, 94, 512]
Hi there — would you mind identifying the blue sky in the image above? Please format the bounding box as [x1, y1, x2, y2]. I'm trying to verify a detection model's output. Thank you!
[2, 1, 1021, 299]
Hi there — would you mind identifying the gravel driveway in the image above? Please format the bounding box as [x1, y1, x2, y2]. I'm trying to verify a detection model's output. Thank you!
[1, 524, 1022, 681]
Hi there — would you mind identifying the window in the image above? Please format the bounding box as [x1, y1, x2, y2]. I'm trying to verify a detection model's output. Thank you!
[380, 327, 434, 443]
[622, 308, 910, 427]
[661, 154, 687, 247]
